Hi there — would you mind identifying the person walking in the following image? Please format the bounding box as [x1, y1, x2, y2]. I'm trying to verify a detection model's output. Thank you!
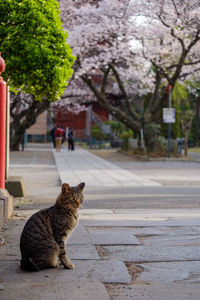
[67, 127, 75, 151]
[55, 125, 64, 152]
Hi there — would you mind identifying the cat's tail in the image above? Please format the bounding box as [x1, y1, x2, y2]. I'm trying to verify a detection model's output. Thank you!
[20, 258, 40, 272]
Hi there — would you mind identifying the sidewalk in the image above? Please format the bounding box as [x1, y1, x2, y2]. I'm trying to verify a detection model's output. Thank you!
[53, 147, 161, 187]
[1, 144, 200, 299]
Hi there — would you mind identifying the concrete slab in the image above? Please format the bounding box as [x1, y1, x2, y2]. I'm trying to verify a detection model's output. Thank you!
[141, 235, 200, 246]
[113, 208, 200, 217]
[87, 225, 200, 237]
[79, 209, 113, 215]
[81, 219, 200, 227]
[0, 261, 109, 300]
[139, 261, 200, 283]
[0, 219, 24, 261]
[80, 208, 200, 221]
[70, 225, 88, 236]
[53, 148, 160, 187]
[67, 260, 132, 283]
[79, 208, 200, 227]
[69, 231, 140, 245]
[68, 245, 100, 260]
[0, 259, 131, 284]
[107, 282, 200, 300]
[0, 245, 100, 261]
[100, 245, 200, 262]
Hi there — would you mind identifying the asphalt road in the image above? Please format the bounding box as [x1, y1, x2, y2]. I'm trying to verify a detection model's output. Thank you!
[9, 144, 200, 210]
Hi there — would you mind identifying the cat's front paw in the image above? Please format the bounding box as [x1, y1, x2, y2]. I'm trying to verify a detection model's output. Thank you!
[64, 262, 74, 269]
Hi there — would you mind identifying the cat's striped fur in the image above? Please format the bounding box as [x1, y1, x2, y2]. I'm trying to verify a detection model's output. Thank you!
[20, 182, 85, 271]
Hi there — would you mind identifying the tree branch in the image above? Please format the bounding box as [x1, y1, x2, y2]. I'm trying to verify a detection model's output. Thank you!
[81, 74, 141, 131]
[101, 66, 112, 95]
[109, 63, 140, 120]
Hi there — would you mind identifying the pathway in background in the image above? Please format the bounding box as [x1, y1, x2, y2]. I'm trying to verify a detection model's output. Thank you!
[9, 144, 200, 210]
[53, 147, 160, 187]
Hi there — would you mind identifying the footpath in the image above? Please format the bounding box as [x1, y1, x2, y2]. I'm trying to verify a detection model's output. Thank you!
[0, 144, 200, 299]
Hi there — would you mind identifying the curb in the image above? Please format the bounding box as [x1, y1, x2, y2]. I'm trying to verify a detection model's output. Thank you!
[0, 189, 13, 230]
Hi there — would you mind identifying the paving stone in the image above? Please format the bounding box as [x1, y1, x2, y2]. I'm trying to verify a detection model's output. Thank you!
[101, 245, 200, 262]
[108, 282, 200, 300]
[80, 219, 200, 227]
[132, 225, 200, 236]
[138, 261, 200, 283]
[87, 226, 200, 237]
[53, 148, 160, 187]
[79, 209, 113, 215]
[113, 208, 200, 217]
[0, 259, 131, 284]
[79, 209, 200, 227]
[68, 245, 100, 259]
[0, 261, 109, 300]
[69, 225, 88, 236]
[141, 235, 200, 246]
[0, 219, 23, 260]
[68, 231, 140, 245]
[70, 260, 131, 283]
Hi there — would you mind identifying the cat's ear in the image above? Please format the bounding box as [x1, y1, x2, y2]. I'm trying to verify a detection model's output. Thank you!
[62, 183, 71, 193]
[78, 182, 85, 191]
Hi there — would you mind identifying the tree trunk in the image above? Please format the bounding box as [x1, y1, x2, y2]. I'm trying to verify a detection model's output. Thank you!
[184, 133, 188, 156]
[193, 98, 200, 147]
[10, 96, 50, 151]
[181, 110, 193, 157]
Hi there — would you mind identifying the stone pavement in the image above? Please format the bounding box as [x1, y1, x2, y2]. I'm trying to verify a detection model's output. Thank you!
[1, 144, 200, 299]
[53, 147, 161, 187]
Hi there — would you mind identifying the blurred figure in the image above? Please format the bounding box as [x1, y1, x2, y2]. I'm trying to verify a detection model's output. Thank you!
[67, 127, 75, 151]
[55, 125, 64, 152]
[50, 126, 56, 148]
[61, 126, 66, 144]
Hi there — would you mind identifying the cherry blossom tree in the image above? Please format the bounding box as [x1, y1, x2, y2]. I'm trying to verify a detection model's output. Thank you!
[60, 0, 200, 152]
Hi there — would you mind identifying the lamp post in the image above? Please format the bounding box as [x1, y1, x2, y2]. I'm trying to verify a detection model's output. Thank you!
[0, 53, 7, 189]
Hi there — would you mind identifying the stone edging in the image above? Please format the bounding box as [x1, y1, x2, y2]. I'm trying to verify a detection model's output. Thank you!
[0, 189, 13, 230]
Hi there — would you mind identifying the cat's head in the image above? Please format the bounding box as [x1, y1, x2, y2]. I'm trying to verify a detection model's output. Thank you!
[56, 182, 85, 209]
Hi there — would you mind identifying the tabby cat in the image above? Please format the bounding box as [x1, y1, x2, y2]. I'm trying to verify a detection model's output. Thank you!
[20, 182, 85, 271]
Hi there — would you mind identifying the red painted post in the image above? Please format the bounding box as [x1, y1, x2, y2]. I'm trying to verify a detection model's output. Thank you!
[0, 53, 6, 189]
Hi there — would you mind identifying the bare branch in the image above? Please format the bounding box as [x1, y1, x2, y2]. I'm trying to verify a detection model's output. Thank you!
[109, 63, 140, 120]
[179, 67, 200, 80]
[171, 0, 180, 18]
[187, 29, 200, 51]
[101, 65, 112, 95]
[81, 73, 141, 131]
[170, 29, 185, 51]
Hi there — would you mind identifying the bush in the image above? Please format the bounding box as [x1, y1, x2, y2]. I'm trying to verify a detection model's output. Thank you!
[120, 130, 133, 151]
[92, 125, 101, 140]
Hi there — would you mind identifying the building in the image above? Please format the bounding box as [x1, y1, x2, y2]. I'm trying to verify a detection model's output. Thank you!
[26, 103, 109, 142]
[26, 112, 47, 143]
